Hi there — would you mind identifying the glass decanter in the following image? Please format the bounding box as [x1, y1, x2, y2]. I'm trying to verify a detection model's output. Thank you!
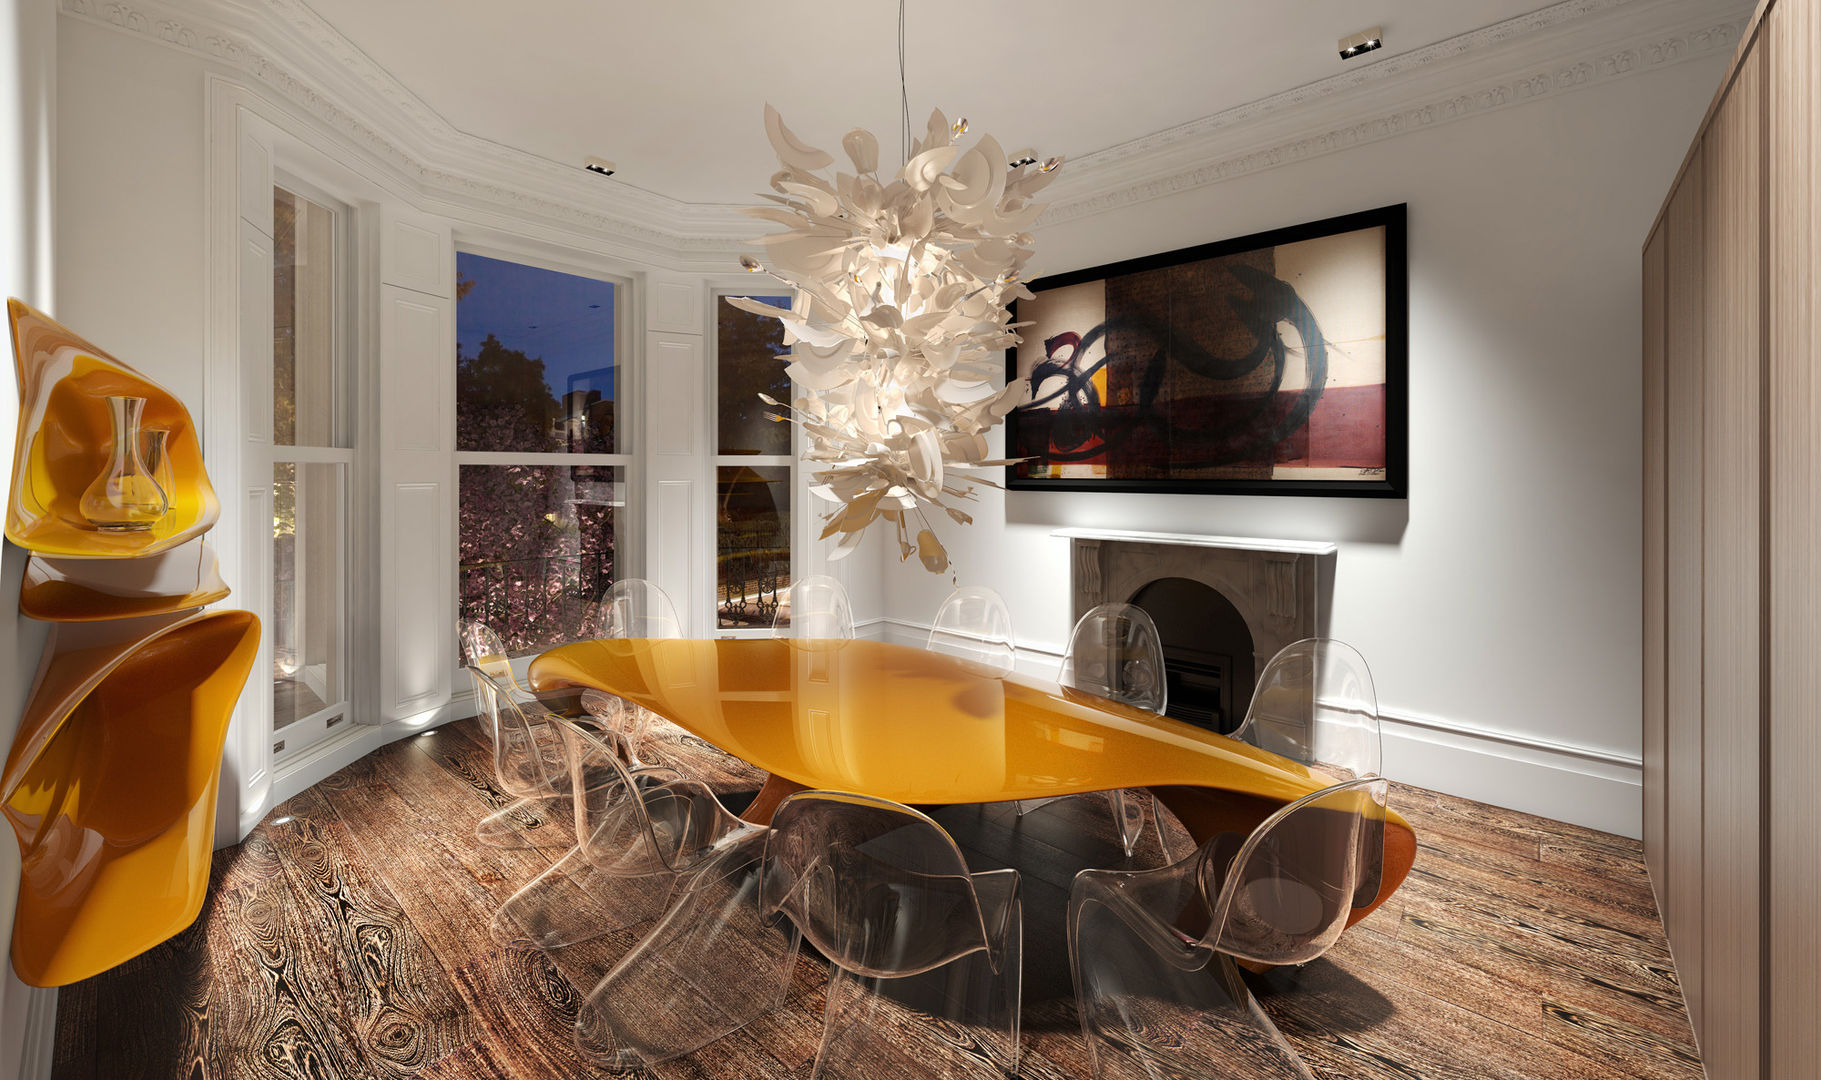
[79, 395, 170, 531]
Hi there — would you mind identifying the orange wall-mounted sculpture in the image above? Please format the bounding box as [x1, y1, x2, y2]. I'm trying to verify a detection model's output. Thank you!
[3, 299, 257, 988]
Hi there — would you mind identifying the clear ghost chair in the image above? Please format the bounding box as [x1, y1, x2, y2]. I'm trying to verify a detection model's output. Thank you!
[492, 710, 764, 951]
[580, 578, 684, 765]
[1068, 637, 1385, 1080]
[772, 574, 856, 640]
[1232, 638, 1382, 782]
[1018, 603, 1169, 857]
[460, 621, 572, 849]
[574, 824, 802, 1070]
[766, 791, 1022, 1079]
[577, 790, 1023, 1078]
[1068, 775, 1389, 1080]
[926, 584, 1016, 677]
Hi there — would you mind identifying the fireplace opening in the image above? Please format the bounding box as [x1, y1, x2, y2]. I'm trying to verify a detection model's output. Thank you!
[1131, 577, 1256, 734]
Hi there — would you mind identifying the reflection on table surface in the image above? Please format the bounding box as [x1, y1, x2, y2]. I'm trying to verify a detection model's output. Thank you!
[531, 637, 1341, 808]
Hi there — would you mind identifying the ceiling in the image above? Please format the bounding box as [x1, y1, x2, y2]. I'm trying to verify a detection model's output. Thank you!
[302, 0, 1571, 206]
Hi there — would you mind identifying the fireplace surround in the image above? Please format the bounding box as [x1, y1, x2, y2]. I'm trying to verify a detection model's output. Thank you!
[1056, 528, 1336, 731]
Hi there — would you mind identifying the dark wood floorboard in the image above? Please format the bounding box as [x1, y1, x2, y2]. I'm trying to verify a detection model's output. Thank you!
[51, 718, 1701, 1079]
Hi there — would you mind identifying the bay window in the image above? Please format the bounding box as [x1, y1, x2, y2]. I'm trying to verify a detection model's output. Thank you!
[455, 252, 629, 656]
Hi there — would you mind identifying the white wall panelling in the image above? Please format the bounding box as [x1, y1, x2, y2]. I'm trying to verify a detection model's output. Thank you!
[378, 272, 453, 721]
[643, 319, 707, 634]
[380, 205, 450, 297]
[647, 271, 702, 335]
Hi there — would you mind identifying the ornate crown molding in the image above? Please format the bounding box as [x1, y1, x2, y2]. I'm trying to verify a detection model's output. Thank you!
[60, 0, 1750, 264]
[1038, 0, 1751, 225]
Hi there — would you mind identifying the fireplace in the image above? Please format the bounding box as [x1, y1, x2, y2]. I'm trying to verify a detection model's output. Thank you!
[1131, 577, 1254, 732]
[1059, 529, 1335, 734]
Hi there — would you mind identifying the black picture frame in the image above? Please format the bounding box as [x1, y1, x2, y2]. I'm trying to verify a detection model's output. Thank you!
[1003, 203, 1408, 498]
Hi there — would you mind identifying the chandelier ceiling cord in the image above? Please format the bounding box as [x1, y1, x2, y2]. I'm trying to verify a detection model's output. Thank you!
[731, 0, 1062, 575]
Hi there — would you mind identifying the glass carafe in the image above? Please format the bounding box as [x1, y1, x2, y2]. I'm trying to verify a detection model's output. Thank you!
[79, 395, 170, 531]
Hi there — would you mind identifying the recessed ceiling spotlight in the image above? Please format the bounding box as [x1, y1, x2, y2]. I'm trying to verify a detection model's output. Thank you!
[1339, 26, 1384, 60]
[1008, 147, 1039, 168]
[583, 156, 617, 177]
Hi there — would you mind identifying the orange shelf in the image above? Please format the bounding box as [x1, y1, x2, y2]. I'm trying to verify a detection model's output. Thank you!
[20, 538, 230, 622]
[6, 299, 220, 559]
[3, 609, 260, 987]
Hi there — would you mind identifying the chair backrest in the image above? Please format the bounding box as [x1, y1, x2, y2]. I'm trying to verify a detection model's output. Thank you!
[1061, 602, 1168, 714]
[1200, 775, 1389, 966]
[761, 791, 1007, 978]
[460, 620, 514, 683]
[465, 659, 568, 799]
[600, 578, 684, 641]
[553, 719, 743, 875]
[773, 575, 855, 640]
[1233, 638, 1381, 782]
[926, 585, 1015, 677]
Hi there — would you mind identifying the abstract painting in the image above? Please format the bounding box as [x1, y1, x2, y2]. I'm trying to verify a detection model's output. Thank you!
[1006, 205, 1407, 497]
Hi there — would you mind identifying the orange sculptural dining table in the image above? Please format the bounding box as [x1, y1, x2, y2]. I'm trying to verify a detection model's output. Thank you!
[529, 637, 1415, 928]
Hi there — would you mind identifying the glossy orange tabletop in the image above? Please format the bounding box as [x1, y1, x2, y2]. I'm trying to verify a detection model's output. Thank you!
[534, 638, 1361, 805]
[530, 638, 1415, 927]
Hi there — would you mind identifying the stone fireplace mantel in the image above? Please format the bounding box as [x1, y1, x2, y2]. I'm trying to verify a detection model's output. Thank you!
[1055, 528, 1336, 728]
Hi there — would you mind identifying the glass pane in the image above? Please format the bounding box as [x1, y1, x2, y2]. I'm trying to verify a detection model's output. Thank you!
[457, 252, 619, 455]
[717, 465, 789, 629]
[273, 461, 346, 731]
[459, 463, 621, 656]
[716, 295, 793, 455]
[273, 187, 344, 448]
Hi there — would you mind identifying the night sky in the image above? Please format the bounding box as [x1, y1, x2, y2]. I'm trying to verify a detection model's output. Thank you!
[457, 251, 618, 400]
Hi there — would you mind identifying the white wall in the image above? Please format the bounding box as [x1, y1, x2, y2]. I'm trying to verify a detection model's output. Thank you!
[1, 1, 57, 1074]
[885, 52, 1730, 836]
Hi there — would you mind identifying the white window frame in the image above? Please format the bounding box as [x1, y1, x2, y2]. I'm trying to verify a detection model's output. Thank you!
[708, 287, 804, 637]
[269, 171, 358, 764]
[450, 241, 638, 683]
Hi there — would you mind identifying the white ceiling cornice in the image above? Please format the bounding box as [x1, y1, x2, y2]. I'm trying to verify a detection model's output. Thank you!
[61, 0, 1750, 262]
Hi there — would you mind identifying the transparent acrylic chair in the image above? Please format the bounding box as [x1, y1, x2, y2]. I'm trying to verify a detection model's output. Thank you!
[1232, 637, 1383, 783]
[926, 584, 1016, 677]
[574, 824, 802, 1070]
[577, 790, 1022, 1079]
[460, 621, 572, 849]
[1068, 636, 1385, 1080]
[492, 713, 762, 952]
[1068, 776, 1388, 1080]
[580, 578, 684, 765]
[1019, 603, 1169, 857]
[772, 574, 856, 640]
[766, 791, 1022, 1079]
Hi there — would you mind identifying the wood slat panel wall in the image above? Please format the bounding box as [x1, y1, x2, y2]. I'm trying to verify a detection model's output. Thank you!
[1642, 231, 1667, 910]
[1699, 45, 1763, 1080]
[1766, 0, 1820, 1076]
[1660, 151, 1707, 1046]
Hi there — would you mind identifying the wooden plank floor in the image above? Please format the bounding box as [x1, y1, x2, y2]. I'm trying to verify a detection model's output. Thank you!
[51, 716, 1703, 1079]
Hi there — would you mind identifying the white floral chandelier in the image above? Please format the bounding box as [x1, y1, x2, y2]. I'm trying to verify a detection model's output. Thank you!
[730, 103, 1060, 574]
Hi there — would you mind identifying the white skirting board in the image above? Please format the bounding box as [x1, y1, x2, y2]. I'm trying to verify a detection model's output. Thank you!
[861, 616, 1643, 839]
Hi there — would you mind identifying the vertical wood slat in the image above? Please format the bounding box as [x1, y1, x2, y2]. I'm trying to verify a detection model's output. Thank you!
[1642, 229, 1668, 911]
[1661, 149, 1706, 1047]
[1767, 0, 1820, 1076]
[1700, 46, 1763, 1080]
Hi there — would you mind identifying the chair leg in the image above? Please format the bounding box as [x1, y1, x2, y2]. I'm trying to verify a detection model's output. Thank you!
[575, 834, 799, 1069]
[475, 794, 573, 849]
[813, 908, 1021, 1079]
[490, 845, 677, 951]
[1071, 885, 1314, 1080]
[1107, 789, 1147, 858]
[1015, 795, 1067, 817]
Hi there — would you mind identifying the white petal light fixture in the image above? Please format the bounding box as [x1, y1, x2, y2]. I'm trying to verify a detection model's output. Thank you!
[730, 103, 1061, 574]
